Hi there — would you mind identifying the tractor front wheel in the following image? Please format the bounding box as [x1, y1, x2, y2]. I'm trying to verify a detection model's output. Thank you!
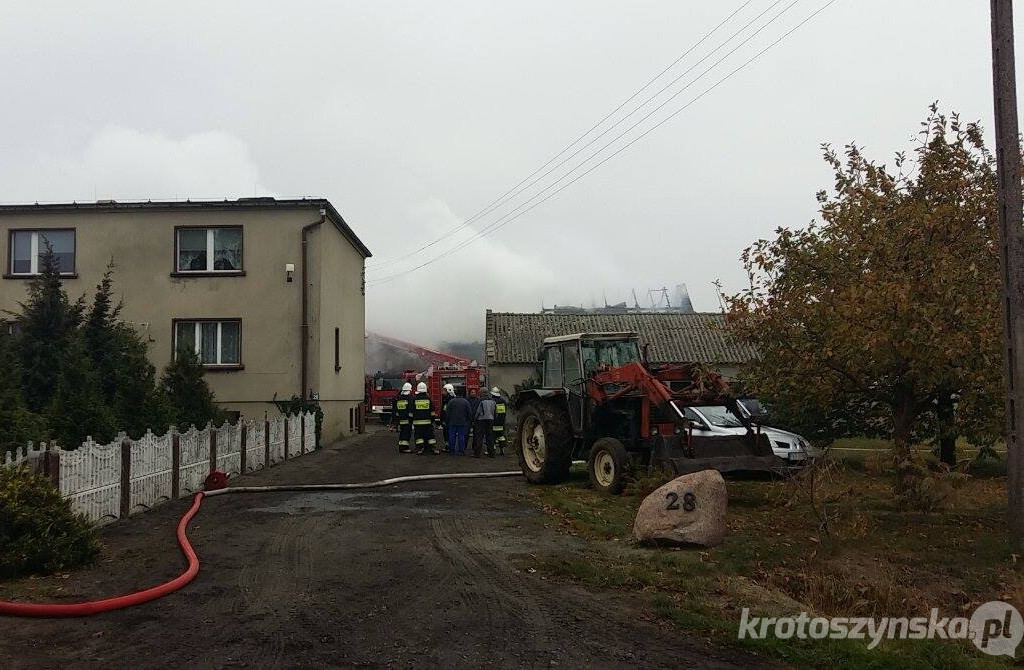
[517, 402, 572, 485]
[588, 438, 628, 495]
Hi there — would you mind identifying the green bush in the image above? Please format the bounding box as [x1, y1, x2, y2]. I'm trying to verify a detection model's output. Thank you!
[0, 467, 99, 578]
[0, 326, 47, 455]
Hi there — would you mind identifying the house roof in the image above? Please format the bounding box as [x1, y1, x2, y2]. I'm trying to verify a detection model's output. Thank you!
[0, 197, 372, 257]
[484, 310, 755, 365]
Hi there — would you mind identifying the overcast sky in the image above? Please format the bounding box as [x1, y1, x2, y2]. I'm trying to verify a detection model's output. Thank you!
[0, 1, 1006, 345]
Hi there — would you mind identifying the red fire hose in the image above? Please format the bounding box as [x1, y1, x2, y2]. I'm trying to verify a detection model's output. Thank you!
[0, 470, 520, 618]
[0, 492, 205, 618]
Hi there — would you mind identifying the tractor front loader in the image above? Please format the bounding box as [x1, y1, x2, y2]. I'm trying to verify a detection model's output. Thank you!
[514, 332, 779, 494]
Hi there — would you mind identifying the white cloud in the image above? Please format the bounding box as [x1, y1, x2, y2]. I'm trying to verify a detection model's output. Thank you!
[0, 127, 272, 203]
[365, 196, 557, 344]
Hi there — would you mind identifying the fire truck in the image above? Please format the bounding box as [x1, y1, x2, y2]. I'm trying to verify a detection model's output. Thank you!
[365, 371, 415, 422]
[365, 333, 485, 422]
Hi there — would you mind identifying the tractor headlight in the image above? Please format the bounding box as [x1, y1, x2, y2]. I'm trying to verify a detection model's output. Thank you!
[650, 426, 659, 436]
[674, 426, 683, 435]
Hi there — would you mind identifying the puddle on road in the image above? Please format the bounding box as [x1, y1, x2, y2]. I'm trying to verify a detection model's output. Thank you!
[247, 490, 443, 515]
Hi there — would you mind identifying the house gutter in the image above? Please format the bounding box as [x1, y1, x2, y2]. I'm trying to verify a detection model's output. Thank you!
[300, 210, 327, 399]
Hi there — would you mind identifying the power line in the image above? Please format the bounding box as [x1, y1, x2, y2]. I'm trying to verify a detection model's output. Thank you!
[369, 0, 795, 282]
[368, 0, 755, 269]
[370, 0, 787, 276]
[368, 0, 837, 287]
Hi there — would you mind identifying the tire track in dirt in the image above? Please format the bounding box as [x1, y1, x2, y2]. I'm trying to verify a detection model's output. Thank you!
[428, 516, 550, 641]
[427, 512, 734, 668]
[230, 510, 325, 669]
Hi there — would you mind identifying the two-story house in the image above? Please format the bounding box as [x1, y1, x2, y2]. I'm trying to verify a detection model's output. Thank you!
[0, 198, 371, 442]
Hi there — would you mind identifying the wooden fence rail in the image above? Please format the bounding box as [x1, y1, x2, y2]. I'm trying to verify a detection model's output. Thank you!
[2, 412, 316, 525]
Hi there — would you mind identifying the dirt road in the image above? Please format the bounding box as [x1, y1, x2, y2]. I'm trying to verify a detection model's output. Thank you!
[2, 429, 766, 669]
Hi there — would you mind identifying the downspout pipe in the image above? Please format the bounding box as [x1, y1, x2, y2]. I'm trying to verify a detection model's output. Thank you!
[301, 210, 327, 400]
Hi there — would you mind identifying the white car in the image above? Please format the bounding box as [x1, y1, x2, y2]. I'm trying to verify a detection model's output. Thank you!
[682, 405, 817, 466]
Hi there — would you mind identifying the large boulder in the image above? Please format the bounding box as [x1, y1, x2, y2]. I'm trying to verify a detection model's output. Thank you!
[632, 470, 727, 547]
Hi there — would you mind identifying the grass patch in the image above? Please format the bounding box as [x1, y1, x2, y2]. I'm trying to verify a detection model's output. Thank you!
[530, 459, 1022, 668]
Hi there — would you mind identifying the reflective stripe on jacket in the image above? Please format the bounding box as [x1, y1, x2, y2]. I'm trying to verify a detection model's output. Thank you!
[393, 396, 411, 424]
[492, 399, 507, 432]
[412, 394, 433, 425]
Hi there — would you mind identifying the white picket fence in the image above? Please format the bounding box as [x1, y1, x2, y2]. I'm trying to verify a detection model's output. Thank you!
[3, 412, 317, 525]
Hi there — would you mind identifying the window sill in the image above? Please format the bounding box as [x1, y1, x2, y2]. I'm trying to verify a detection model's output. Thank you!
[171, 271, 246, 278]
[3, 273, 78, 279]
[203, 364, 245, 372]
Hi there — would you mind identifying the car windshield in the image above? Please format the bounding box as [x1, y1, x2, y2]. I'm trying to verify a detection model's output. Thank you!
[581, 339, 641, 371]
[376, 377, 404, 391]
[737, 398, 767, 418]
[696, 405, 745, 428]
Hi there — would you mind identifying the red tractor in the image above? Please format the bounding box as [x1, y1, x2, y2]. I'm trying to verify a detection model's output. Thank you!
[513, 332, 779, 494]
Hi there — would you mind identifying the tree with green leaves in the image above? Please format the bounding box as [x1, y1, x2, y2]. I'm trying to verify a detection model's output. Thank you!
[46, 335, 117, 448]
[83, 265, 171, 438]
[161, 346, 220, 430]
[12, 246, 84, 412]
[721, 105, 1002, 490]
[0, 325, 46, 456]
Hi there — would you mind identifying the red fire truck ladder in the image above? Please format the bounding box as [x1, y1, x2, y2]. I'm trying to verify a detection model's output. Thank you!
[367, 332, 473, 368]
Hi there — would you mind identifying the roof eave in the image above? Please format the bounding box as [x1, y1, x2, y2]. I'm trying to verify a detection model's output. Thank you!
[0, 197, 373, 258]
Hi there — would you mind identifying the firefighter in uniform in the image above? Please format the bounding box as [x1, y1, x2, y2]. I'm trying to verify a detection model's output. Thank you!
[438, 383, 456, 451]
[491, 387, 508, 456]
[392, 382, 413, 453]
[412, 381, 439, 454]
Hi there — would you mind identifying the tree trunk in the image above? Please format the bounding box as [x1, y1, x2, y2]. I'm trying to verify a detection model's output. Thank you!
[891, 396, 917, 493]
[937, 393, 957, 467]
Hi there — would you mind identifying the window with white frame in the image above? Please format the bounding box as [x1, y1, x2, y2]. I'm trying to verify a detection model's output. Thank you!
[175, 227, 243, 273]
[9, 229, 76, 275]
[174, 320, 241, 366]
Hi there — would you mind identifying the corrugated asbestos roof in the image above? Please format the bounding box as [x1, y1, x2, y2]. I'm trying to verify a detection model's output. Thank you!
[484, 311, 756, 365]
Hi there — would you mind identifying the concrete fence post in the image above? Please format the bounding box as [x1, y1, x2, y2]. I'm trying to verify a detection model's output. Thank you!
[283, 415, 289, 461]
[44, 446, 60, 490]
[209, 426, 218, 473]
[264, 419, 270, 466]
[119, 437, 131, 518]
[171, 432, 181, 499]
[240, 421, 247, 473]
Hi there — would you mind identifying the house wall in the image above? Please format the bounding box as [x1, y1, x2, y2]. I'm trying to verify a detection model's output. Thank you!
[308, 220, 366, 441]
[487, 364, 541, 398]
[0, 206, 365, 439]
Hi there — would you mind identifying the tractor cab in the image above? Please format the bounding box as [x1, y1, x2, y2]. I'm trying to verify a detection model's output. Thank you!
[536, 332, 642, 433]
[538, 332, 641, 385]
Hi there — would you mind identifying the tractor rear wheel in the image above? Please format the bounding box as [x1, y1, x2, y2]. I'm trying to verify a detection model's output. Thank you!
[517, 401, 572, 484]
[587, 438, 628, 495]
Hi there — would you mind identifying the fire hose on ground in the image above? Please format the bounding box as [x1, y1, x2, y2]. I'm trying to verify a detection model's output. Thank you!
[0, 470, 521, 618]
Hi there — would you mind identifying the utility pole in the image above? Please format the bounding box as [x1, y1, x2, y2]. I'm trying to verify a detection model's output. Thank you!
[991, 0, 1024, 549]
